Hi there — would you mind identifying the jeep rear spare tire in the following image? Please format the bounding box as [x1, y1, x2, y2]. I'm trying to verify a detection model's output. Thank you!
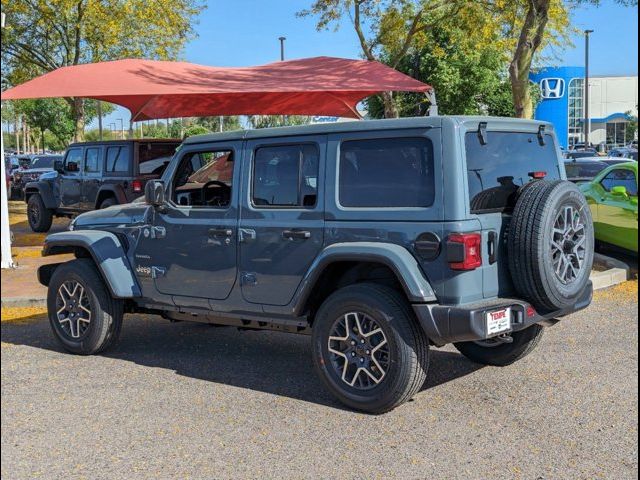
[508, 180, 594, 312]
[27, 193, 53, 233]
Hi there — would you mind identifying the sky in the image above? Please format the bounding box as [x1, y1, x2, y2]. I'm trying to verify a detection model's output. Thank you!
[96, 0, 639, 129]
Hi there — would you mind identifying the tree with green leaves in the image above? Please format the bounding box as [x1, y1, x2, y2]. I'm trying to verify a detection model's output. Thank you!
[299, 0, 465, 118]
[488, 0, 636, 118]
[248, 116, 311, 129]
[1, 0, 205, 140]
[14, 98, 75, 152]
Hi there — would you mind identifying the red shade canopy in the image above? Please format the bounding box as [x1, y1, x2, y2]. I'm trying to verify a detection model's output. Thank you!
[1, 56, 431, 120]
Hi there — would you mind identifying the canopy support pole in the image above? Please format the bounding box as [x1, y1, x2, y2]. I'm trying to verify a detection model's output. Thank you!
[426, 90, 438, 116]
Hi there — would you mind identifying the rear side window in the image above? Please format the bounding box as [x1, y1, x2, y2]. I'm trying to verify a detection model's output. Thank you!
[338, 138, 434, 208]
[252, 144, 319, 207]
[85, 148, 101, 173]
[466, 131, 561, 213]
[138, 143, 178, 177]
[105, 146, 130, 173]
[601, 169, 638, 196]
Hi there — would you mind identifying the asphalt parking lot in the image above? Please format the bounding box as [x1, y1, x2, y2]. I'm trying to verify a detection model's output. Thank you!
[1, 284, 638, 480]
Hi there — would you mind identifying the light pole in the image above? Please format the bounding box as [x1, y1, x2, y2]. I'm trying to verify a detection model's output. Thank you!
[1, 11, 15, 268]
[584, 29, 594, 147]
[117, 118, 124, 139]
[279, 36, 286, 61]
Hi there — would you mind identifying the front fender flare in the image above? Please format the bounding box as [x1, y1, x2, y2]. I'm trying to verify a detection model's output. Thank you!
[24, 181, 57, 209]
[40, 231, 141, 298]
[293, 242, 437, 316]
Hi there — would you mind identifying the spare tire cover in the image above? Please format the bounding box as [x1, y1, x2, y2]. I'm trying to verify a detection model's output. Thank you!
[507, 180, 594, 312]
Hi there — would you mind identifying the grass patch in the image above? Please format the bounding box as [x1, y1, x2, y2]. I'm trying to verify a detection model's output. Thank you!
[594, 280, 638, 303]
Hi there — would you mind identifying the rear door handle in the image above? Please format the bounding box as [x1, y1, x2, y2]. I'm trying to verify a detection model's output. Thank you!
[209, 227, 233, 237]
[282, 229, 311, 240]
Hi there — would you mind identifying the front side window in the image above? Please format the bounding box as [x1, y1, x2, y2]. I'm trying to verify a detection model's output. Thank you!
[105, 146, 130, 173]
[601, 169, 638, 196]
[172, 150, 234, 208]
[466, 131, 561, 213]
[253, 144, 319, 207]
[85, 148, 101, 173]
[64, 148, 83, 174]
[338, 138, 434, 208]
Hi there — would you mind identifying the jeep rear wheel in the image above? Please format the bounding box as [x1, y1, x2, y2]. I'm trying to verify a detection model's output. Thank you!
[47, 259, 123, 355]
[27, 193, 53, 232]
[99, 197, 117, 209]
[508, 180, 594, 312]
[312, 283, 429, 414]
[454, 324, 544, 366]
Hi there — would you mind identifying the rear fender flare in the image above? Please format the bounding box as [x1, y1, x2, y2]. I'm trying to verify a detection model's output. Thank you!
[293, 242, 437, 316]
[95, 185, 127, 208]
[40, 231, 141, 298]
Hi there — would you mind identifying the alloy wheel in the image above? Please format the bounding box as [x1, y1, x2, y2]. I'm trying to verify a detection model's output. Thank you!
[55, 280, 92, 339]
[551, 205, 587, 285]
[327, 312, 390, 390]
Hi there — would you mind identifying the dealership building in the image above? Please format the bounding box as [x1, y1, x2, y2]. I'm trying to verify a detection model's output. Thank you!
[530, 66, 638, 149]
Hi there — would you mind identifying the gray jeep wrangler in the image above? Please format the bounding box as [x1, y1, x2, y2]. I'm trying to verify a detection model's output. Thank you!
[24, 139, 180, 232]
[38, 117, 594, 413]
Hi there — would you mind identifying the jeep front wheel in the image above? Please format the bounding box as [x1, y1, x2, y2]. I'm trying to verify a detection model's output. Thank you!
[312, 283, 429, 414]
[27, 193, 53, 232]
[47, 259, 123, 355]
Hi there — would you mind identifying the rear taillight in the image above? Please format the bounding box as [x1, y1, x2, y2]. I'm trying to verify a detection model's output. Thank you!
[529, 171, 547, 179]
[447, 233, 482, 270]
[132, 179, 143, 193]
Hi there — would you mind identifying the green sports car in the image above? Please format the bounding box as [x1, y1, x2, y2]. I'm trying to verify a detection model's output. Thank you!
[579, 161, 638, 253]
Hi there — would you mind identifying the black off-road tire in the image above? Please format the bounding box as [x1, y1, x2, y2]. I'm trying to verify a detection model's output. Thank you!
[99, 197, 117, 209]
[27, 193, 53, 232]
[454, 324, 544, 366]
[312, 283, 429, 414]
[508, 180, 594, 312]
[47, 259, 123, 355]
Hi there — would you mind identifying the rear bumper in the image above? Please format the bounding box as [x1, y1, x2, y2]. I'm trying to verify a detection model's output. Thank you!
[413, 282, 593, 346]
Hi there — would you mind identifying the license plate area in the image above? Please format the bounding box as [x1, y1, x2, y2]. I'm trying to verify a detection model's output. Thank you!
[485, 307, 512, 336]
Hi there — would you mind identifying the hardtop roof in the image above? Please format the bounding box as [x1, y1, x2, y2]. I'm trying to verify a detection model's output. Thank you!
[68, 138, 181, 148]
[183, 116, 552, 145]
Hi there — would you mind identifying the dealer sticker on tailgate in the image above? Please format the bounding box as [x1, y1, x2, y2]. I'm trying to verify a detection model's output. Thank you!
[486, 308, 512, 336]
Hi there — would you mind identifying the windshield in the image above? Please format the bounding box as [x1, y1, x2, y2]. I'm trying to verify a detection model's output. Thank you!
[466, 131, 561, 213]
[30, 157, 58, 169]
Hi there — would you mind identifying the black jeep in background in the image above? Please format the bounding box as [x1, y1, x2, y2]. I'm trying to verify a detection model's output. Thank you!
[25, 139, 180, 232]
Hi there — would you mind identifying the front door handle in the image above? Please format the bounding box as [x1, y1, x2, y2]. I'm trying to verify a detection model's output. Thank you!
[282, 229, 311, 240]
[209, 227, 233, 238]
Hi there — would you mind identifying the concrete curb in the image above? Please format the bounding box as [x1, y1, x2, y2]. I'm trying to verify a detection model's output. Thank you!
[1, 298, 47, 308]
[590, 253, 631, 291]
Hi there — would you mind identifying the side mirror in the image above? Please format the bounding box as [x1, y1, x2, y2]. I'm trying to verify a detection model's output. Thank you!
[54, 160, 64, 174]
[611, 185, 629, 198]
[145, 180, 166, 207]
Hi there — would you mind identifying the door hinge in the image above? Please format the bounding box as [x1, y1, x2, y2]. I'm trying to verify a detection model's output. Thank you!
[150, 226, 166, 239]
[151, 266, 166, 278]
[241, 272, 257, 286]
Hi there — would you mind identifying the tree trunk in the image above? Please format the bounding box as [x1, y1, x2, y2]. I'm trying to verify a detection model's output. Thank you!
[381, 91, 399, 118]
[508, 0, 550, 119]
[66, 97, 85, 142]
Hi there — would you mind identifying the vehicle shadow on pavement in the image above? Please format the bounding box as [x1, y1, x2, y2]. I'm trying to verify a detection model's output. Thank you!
[1, 315, 484, 410]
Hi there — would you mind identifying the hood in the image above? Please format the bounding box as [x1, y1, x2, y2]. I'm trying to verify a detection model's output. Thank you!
[21, 167, 53, 174]
[72, 203, 150, 229]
